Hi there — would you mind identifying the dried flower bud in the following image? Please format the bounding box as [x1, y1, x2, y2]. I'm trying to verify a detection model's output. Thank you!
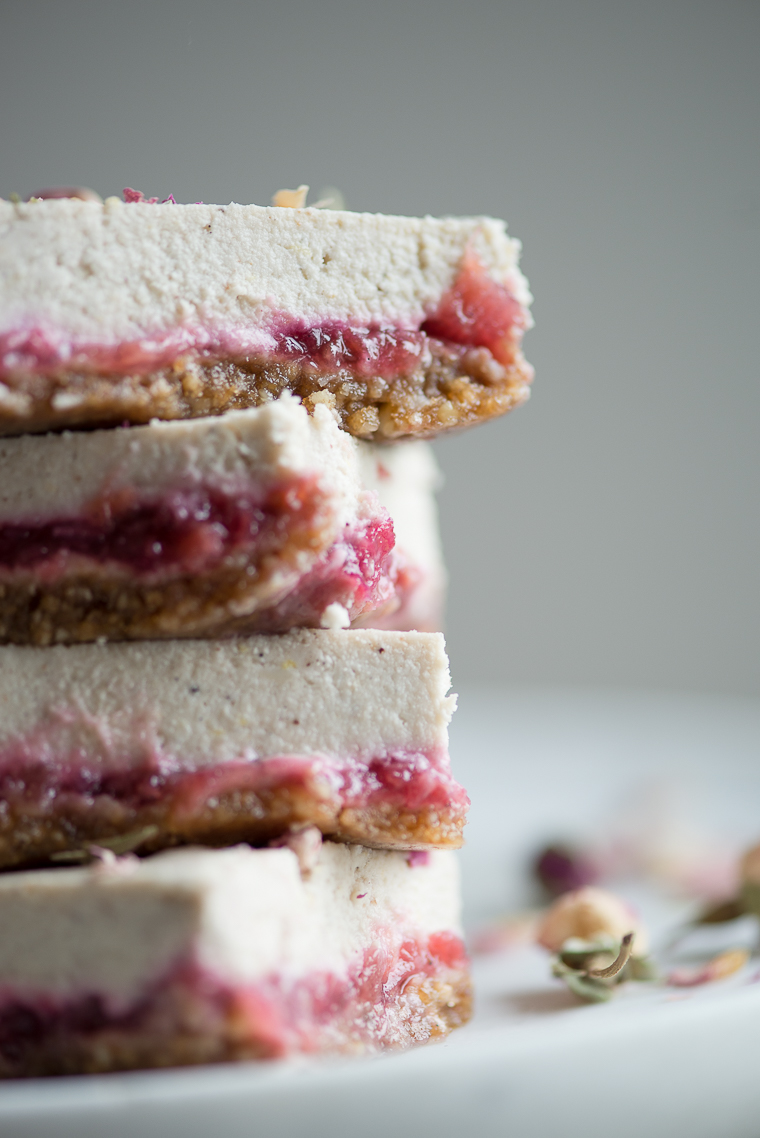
[536, 886, 649, 956]
[533, 843, 599, 897]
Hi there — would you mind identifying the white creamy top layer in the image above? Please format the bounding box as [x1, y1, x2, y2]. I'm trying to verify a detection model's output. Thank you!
[0, 843, 462, 1001]
[0, 199, 531, 341]
[0, 398, 359, 520]
[0, 630, 456, 761]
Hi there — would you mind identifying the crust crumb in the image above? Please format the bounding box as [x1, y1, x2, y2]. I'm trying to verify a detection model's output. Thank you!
[272, 185, 309, 209]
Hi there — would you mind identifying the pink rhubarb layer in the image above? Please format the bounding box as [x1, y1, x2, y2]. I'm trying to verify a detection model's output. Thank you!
[0, 727, 468, 867]
[0, 476, 398, 638]
[0, 929, 471, 1076]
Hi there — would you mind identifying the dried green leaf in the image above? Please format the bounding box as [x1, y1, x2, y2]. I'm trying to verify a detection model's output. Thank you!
[48, 826, 159, 864]
[626, 955, 660, 982]
[94, 826, 159, 855]
[563, 972, 615, 1003]
[558, 935, 618, 971]
[694, 897, 748, 925]
[49, 848, 90, 864]
[740, 881, 760, 918]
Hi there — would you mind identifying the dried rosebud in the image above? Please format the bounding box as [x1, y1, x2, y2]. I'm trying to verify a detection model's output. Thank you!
[536, 886, 649, 956]
[551, 932, 637, 1003]
[534, 843, 599, 897]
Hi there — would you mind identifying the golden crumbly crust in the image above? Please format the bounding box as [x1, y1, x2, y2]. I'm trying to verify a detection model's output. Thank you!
[0, 968, 473, 1077]
[0, 781, 466, 871]
[0, 344, 532, 440]
[0, 561, 315, 646]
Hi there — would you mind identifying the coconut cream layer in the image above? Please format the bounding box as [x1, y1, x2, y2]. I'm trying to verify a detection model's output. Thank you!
[0, 199, 531, 347]
[0, 842, 461, 1004]
[0, 630, 454, 764]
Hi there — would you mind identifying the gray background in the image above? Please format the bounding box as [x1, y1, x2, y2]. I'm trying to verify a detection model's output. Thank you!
[1, 0, 758, 696]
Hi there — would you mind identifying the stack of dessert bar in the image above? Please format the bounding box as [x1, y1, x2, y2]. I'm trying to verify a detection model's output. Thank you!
[0, 191, 532, 1075]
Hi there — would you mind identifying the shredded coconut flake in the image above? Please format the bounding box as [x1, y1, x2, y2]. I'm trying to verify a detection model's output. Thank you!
[320, 602, 351, 630]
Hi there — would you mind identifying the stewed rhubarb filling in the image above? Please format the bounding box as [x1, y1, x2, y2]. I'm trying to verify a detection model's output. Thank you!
[252, 512, 397, 630]
[0, 459, 402, 632]
[0, 477, 400, 639]
[0, 479, 328, 579]
[0, 929, 471, 1075]
[0, 734, 469, 866]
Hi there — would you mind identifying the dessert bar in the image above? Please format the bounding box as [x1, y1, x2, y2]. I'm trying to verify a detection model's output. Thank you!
[0, 399, 400, 644]
[0, 629, 466, 868]
[0, 842, 471, 1076]
[0, 198, 533, 440]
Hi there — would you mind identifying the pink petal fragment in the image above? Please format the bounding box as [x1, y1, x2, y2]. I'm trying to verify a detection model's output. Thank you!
[668, 948, 749, 988]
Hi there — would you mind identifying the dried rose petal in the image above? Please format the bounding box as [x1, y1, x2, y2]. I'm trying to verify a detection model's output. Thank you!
[123, 187, 159, 204]
[668, 948, 750, 988]
[470, 913, 539, 955]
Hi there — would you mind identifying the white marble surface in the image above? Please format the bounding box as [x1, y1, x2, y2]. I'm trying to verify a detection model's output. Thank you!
[2, 686, 760, 1138]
